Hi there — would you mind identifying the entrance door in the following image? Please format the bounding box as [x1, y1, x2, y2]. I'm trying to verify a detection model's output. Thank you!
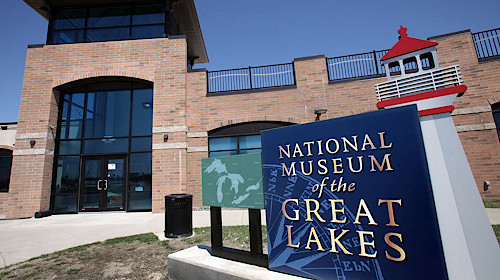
[80, 156, 127, 211]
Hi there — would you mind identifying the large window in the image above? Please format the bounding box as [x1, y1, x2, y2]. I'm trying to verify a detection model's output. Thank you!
[208, 122, 294, 158]
[0, 149, 12, 193]
[492, 102, 500, 142]
[209, 135, 261, 157]
[47, 2, 177, 45]
[52, 80, 153, 212]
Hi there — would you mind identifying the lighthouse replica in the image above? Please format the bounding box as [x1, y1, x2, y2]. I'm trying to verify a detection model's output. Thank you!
[376, 26, 500, 279]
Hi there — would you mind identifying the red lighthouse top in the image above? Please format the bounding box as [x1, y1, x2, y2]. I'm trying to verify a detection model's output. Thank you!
[381, 26, 438, 61]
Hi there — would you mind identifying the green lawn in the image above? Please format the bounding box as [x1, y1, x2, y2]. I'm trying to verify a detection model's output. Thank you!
[0, 226, 265, 280]
[483, 199, 500, 208]
[0, 225, 497, 279]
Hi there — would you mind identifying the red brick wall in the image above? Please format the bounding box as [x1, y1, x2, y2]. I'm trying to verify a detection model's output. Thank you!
[432, 31, 500, 199]
[1, 30, 499, 218]
[185, 31, 500, 206]
[1, 37, 188, 218]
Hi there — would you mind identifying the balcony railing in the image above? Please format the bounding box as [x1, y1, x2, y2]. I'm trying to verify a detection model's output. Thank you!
[207, 63, 295, 93]
[472, 28, 500, 61]
[375, 65, 463, 101]
[327, 50, 389, 82]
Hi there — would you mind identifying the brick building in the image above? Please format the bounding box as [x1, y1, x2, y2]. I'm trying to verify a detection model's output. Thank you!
[0, 0, 499, 219]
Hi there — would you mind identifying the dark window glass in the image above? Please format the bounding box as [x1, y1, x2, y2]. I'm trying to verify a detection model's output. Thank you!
[59, 140, 81, 155]
[492, 103, 500, 142]
[83, 138, 129, 154]
[52, 8, 86, 30]
[239, 149, 262, 155]
[88, 6, 131, 28]
[132, 4, 164, 25]
[131, 88, 153, 136]
[128, 192, 152, 210]
[129, 153, 152, 192]
[208, 122, 293, 158]
[209, 137, 238, 151]
[239, 135, 261, 149]
[130, 137, 152, 152]
[388, 61, 401, 77]
[208, 135, 261, 157]
[129, 153, 152, 210]
[420, 52, 435, 70]
[60, 93, 84, 139]
[84, 90, 130, 138]
[50, 30, 85, 44]
[86, 27, 130, 42]
[403, 57, 418, 74]
[52, 195, 78, 212]
[48, 4, 167, 45]
[131, 25, 164, 39]
[209, 150, 238, 158]
[0, 152, 12, 192]
[53, 156, 80, 194]
[53, 81, 153, 212]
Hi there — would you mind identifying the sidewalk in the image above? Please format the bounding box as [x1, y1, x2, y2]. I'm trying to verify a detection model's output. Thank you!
[0, 208, 497, 268]
[0, 209, 265, 268]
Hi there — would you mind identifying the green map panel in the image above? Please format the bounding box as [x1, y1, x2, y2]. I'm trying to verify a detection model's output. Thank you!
[202, 153, 264, 209]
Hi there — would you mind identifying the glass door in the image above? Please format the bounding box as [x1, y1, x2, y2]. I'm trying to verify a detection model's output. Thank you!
[80, 156, 127, 211]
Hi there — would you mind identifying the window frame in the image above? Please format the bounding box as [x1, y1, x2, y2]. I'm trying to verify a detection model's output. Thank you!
[207, 121, 295, 158]
[492, 103, 500, 143]
[51, 79, 154, 213]
[47, 2, 170, 45]
[209, 134, 262, 157]
[0, 149, 13, 193]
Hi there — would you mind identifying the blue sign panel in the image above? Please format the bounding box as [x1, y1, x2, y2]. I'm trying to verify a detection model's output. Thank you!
[262, 105, 448, 280]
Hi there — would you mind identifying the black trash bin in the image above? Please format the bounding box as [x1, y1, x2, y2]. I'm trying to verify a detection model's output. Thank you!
[165, 193, 193, 238]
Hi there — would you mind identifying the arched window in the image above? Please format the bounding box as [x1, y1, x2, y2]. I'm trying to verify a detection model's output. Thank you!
[208, 121, 294, 157]
[492, 102, 500, 142]
[0, 149, 13, 193]
[52, 78, 153, 213]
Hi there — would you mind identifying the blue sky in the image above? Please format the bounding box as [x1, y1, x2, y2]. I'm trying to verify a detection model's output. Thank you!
[0, 0, 499, 122]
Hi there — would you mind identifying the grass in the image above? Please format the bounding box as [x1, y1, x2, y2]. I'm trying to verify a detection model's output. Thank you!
[0, 226, 264, 280]
[494, 225, 500, 243]
[483, 199, 500, 208]
[0, 225, 497, 279]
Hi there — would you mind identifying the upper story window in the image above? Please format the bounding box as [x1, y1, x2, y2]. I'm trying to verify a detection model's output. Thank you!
[48, 3, 172, 45]
[0, 149, 12, 193]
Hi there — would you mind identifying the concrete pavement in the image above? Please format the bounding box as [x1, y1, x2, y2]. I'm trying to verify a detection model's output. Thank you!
[0, 208, 498, 268]
[0, 209, 266, 268]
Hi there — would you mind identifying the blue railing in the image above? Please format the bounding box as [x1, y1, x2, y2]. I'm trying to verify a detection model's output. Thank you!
[207, 62, 295, 93]
[472, 28, 500, 61]
[327, 50, 389, 82]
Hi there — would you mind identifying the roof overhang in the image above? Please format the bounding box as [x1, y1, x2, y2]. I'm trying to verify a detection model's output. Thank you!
[23, 0, 208, 64]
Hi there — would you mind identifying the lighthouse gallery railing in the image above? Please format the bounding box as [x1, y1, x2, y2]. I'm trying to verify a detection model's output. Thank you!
[375, 65, 463, 101]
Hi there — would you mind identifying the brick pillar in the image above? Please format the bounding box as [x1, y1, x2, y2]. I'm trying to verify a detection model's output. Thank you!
[151, 38, 188, 213]
[5, 46, 58, 218]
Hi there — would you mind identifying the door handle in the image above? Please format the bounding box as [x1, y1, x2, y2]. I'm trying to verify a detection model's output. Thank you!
[103, 180, 108, 191]
[97, 180, 103, 191]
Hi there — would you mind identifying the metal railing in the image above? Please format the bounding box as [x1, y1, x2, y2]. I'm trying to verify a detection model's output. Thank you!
[327, 49, 389, 82]
[207, 62, 295, 93]
[472, 28, 500, 61]
[375, 65, 463, 101]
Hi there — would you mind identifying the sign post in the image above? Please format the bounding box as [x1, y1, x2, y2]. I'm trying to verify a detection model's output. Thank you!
[202, 153, 268, 267]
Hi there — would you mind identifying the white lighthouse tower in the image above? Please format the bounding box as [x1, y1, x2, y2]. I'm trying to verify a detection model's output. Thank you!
[376, 26, 500, 280]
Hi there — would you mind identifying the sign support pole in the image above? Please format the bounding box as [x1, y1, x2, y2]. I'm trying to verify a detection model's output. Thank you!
[377, 85, 500, 279]
[420, 113, 500, 279]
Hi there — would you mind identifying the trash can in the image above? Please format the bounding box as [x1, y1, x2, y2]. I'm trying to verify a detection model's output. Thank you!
[165, 193, 193, 238]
